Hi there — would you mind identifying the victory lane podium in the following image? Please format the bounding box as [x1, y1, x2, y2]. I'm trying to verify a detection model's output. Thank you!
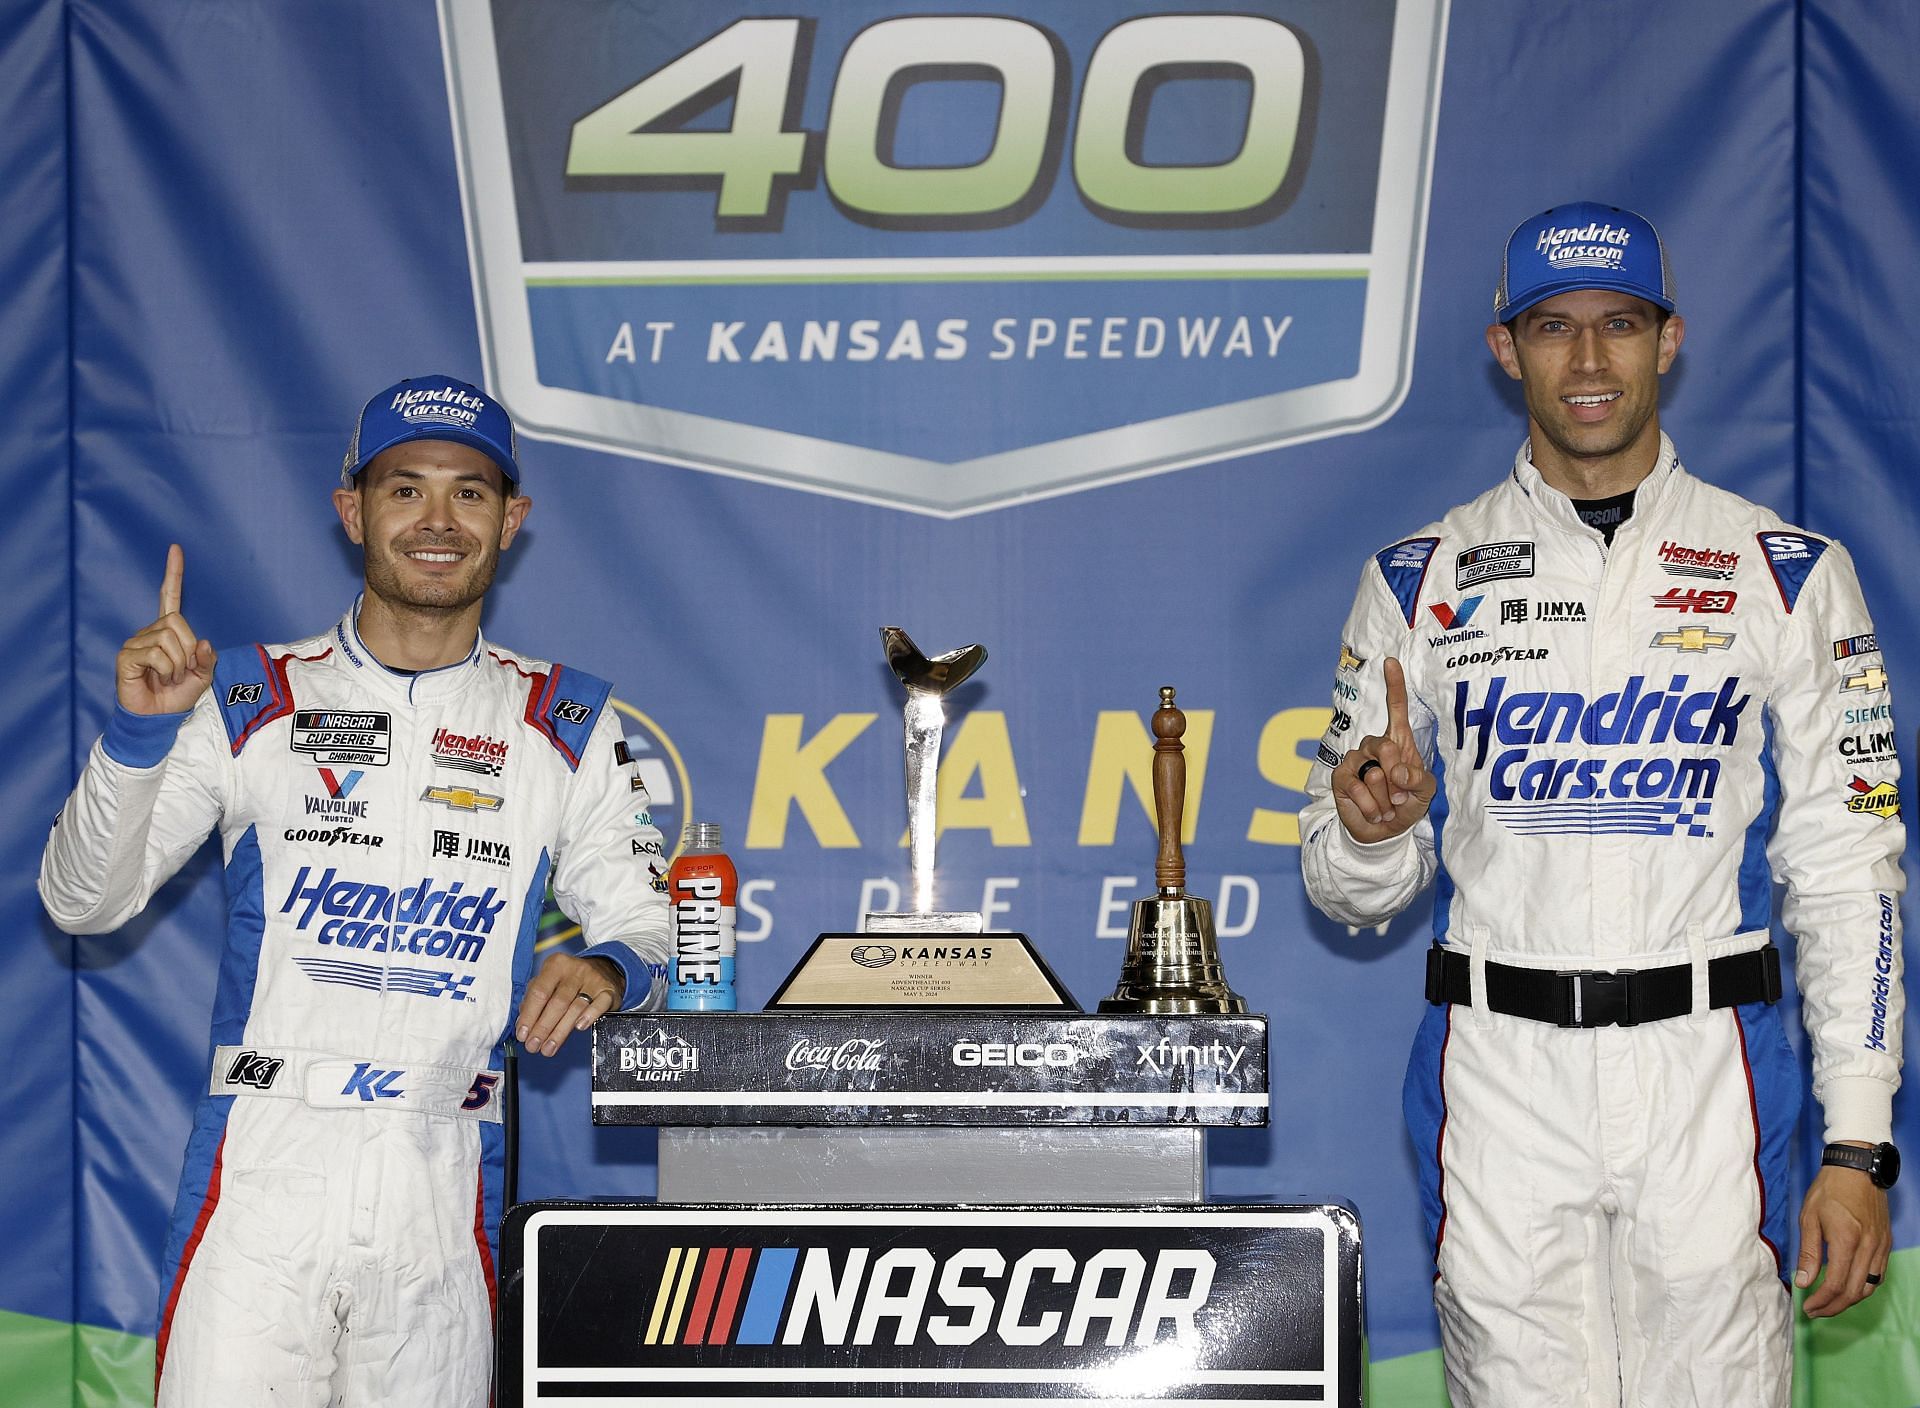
[496, 667, 1362, 1404]
[494, 1008, 1364, 1406]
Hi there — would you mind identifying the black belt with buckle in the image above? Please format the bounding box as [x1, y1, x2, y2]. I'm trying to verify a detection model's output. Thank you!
[1425, 943, 1782, 1028]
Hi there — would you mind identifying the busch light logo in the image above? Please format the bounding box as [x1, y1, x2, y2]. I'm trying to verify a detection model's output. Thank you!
[441, 2, 1450, 514]
[1454, 674, 1749, 837]
[618, 1030, 701, 1082]
[278, 865, 504, 962]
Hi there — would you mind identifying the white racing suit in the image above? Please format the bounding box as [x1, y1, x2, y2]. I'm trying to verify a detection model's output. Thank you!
[40, 604, 669, 1406]
[1301, 437, 1904, 1406]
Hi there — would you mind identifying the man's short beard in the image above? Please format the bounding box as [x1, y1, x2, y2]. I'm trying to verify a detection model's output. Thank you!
[363, 544, 499, 614]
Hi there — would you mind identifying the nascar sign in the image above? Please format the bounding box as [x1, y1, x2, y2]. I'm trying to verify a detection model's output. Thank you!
[440, 1, 1449, 515]
[500, 1204, 1363, 1404]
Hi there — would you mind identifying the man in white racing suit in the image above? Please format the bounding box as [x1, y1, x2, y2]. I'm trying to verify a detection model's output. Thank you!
[1301, 205, 1903, 1405]
[39, 375, 669, 1406]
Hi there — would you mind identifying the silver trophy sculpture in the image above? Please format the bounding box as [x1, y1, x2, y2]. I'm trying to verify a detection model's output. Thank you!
[864, 627, 987, 934]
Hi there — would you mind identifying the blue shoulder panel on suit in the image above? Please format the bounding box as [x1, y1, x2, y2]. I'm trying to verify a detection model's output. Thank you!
[1756, 531, 1829, 613]
[1375, 536, 1441, 627]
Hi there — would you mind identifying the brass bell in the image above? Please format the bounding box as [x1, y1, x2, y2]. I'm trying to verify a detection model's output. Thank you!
[1099, 687, 1247, 1014]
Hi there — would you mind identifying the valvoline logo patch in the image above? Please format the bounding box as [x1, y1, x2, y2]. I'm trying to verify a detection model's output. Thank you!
[1428, 596, 1483, 630]
[318, 768, 363, 799]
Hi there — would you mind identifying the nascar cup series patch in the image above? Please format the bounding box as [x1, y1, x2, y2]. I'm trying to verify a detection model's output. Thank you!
[440, 2, 1449, 515]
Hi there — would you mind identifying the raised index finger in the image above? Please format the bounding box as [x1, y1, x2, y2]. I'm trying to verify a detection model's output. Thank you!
[1383, 656, 1412, 739]
[159, 544, 184, 619]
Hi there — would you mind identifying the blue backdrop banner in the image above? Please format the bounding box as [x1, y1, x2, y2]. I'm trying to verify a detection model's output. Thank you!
[6, 2, 1917, 1404]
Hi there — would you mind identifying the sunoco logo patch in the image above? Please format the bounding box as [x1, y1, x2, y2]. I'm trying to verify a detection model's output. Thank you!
[441, 3, 1449, 515]
[513, 1207, 1358, 1402]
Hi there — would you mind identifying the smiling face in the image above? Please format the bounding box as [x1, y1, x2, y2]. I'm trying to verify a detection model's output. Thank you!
[1486, 289, 1684, 492]
[333, 440, 530, 617]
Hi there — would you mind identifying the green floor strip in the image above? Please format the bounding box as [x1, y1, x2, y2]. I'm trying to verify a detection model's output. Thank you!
[6, 1247, 1919, 1406]
[0, 1308, 151, 1408]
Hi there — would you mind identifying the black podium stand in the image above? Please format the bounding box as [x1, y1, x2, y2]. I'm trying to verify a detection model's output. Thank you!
[496, 1010, 1364, 1405]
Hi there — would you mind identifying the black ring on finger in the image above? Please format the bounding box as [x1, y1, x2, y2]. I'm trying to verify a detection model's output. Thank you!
[1866, 1272, 1883, 1286]
[1356, 758, 1383, 782]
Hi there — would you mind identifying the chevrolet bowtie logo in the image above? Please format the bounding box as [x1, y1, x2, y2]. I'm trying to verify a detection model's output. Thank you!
[1650, 627, 1734, 652]
[421, 785, 503, 812]
[1843, 667, 1890, 693]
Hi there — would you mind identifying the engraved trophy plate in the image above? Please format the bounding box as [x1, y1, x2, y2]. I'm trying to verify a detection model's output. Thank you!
[767, 933, 1075, 1009]
[768, 628, 1076, 1010]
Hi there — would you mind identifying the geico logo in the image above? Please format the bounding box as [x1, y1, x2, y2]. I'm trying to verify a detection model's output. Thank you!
[950, 1041, 1079, 1068]
[776, 1245, 1217, 1348]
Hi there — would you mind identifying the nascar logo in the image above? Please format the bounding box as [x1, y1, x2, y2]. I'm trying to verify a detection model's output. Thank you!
[639, 1242, 1215, 1348]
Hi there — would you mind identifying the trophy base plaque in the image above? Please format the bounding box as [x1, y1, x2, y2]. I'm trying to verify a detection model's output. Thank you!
[863, 910, 983, 934]
[767, 933, 1079, 1010]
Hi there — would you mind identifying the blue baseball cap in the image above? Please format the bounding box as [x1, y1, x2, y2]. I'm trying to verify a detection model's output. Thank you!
[342, 374, 521, 487]
[1493, 202, 1676, 323]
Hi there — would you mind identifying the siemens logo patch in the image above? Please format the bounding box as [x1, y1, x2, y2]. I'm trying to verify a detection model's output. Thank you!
[278, 865, 504, 961]
[1867, 895, 1896, 1052]
[1455, 674, 1748, 837]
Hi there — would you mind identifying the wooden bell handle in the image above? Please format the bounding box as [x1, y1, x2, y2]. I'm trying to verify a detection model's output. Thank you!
[1153, 686, 1185, 892]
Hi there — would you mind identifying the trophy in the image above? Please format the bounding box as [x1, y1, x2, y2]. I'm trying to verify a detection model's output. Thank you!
[1100, 687, 1247, 1014]
[865, 627, 988, 933]
[766, 628, 1075, 1008]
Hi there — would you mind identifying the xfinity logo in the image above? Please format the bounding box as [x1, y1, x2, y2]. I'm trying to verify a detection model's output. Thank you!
[951, 1041, 1082, 1069]
[1135, 1038, 1248, 1076]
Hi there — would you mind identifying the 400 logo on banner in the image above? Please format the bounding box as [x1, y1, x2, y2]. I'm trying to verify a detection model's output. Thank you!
[441, 2, 1448, 515]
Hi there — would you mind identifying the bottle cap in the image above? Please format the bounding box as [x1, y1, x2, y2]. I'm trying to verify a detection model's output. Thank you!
[680, 820, 724, 851]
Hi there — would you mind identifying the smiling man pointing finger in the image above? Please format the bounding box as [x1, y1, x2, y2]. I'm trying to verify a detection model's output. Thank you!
[1300, 205, 1904, 1406]
[40, 374, 669, 1406]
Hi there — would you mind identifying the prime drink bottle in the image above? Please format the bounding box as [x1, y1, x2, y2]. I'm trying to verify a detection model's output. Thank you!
[666, 821, 736, 1011]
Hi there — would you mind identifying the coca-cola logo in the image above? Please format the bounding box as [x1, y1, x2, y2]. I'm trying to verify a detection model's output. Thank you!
[785, 1038, 889, 1073]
